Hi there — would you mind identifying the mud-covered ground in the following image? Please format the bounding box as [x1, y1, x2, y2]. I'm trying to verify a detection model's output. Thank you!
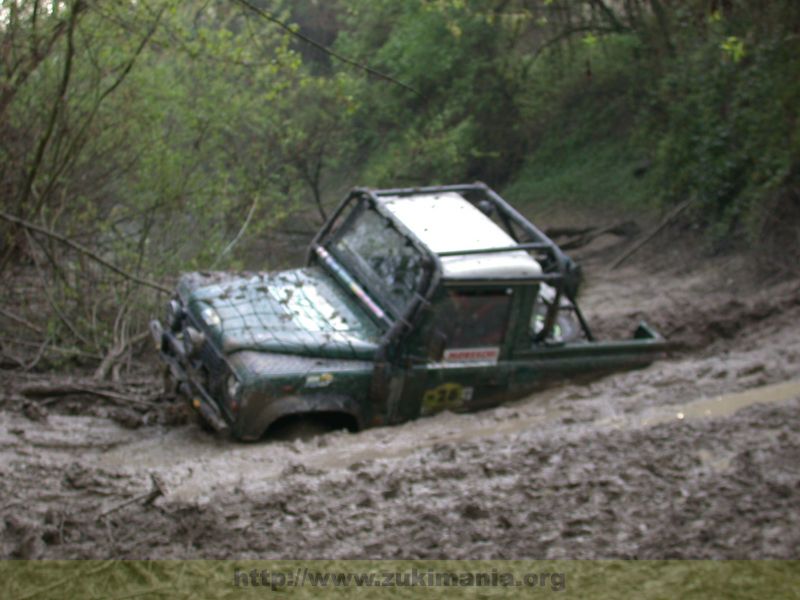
[1, 229, 799, 559]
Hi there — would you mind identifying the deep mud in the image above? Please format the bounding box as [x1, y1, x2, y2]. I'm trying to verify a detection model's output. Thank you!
[1, 230, 799, 559]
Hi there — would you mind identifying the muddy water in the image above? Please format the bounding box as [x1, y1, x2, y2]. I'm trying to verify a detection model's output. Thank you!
[624, 379, 800, 427]
[96, 393, 568, 502]
[2, 246, 799, 559]
[93, 378, 800, 505]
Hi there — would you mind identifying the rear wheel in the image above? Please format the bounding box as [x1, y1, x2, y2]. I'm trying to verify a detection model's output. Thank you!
[553, 309, 582, 342]
[531, 305, 582, 343]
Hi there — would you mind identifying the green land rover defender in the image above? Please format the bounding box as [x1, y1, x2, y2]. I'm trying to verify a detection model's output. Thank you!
[150, 183, 667, 440]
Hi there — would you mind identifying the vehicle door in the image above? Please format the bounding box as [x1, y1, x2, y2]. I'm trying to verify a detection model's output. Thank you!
[398, 285, 517, 419]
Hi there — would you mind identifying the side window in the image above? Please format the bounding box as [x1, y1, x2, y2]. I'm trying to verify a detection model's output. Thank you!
[437, 289, 512, 348]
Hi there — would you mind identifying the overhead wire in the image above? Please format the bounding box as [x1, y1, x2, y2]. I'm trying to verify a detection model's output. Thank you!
[231, 0, 422, 97]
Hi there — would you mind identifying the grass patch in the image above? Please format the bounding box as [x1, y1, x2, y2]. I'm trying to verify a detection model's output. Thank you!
[503, 136, 657, 213]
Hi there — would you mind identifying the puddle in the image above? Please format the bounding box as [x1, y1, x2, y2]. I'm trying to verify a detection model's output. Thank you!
[636, 379, 800, 427]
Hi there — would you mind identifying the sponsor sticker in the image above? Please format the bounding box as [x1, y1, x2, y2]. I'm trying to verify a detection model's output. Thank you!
[443, 347, 500, 364]
[305, 373, 334, 388]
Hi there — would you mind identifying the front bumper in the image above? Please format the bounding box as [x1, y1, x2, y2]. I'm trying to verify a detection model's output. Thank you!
[150, 319, 229, 433]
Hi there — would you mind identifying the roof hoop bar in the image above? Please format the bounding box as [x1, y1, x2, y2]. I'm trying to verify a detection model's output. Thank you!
[372, 183, 485, 197]
[437, 242, 552, 258]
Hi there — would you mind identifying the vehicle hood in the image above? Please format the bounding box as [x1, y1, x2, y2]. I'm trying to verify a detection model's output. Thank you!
[179, 267, 383, 360]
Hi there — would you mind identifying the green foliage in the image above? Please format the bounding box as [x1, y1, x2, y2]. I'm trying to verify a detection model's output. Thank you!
[504, 33, 655, 210]
[334, 0, 528, 186]
[1, 0, 799, 368]
[646, 4, 800, 241]
[0, 0, 359, 361]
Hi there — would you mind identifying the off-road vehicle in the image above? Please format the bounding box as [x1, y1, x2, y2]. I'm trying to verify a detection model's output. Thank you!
[151, 183, 667, 440]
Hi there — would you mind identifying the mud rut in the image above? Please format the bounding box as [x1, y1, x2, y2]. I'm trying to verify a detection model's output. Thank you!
[1, 240, 799, 559]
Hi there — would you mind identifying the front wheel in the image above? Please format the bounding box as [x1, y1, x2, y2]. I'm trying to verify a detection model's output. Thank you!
[267, 415, 338, 442]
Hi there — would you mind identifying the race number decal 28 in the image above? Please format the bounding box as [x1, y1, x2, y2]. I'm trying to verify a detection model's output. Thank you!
[421, 383, 474, 416]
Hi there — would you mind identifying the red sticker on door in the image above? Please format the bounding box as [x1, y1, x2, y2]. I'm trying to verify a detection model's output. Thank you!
[442, 347, 500, 364]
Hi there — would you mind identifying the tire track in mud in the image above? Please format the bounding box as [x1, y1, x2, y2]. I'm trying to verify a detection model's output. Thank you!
[10, 386, 796, 559]
[92, 378, 800, 505]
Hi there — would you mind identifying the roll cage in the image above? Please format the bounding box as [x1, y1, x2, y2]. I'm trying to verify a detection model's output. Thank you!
[308, 183, 595, 359]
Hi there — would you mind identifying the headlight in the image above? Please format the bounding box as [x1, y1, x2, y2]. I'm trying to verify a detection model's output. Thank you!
[226, 374, 241, 400]
[200, 304, 221, 328]
[166, 299, 184, 331]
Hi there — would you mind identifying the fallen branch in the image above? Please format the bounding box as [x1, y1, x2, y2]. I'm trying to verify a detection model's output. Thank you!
[0, 210, 171, 293]
[20, 381, 158, 407]
[544, 225, 595, 238]
[559, 220, 640, 251]
[0, 336, 101, 359]
[98, 473, 166, 518]
[24, 336, 52, 371]
[94, 330, 149, 381]
[0, 350, 26, 369]
[610, 200, 693, 270]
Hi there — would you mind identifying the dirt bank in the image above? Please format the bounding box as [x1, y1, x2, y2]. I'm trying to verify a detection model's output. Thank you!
[1, 230, 799, 559]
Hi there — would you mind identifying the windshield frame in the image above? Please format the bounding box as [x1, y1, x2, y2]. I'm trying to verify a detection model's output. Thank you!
[324, 196, 430, 322]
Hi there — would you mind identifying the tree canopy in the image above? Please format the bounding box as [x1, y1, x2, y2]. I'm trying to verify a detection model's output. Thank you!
[1, 0, 798, 373]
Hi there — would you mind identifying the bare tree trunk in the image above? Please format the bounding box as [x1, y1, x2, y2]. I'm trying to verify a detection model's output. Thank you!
[0, 0, 82, 273]
[649, 0, 675, 57]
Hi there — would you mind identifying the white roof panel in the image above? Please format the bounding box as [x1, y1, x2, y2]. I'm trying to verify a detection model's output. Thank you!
[380, 192, 542, 280]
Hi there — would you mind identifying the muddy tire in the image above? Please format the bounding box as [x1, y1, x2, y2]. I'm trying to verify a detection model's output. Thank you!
[268, 416, 335, 441]
[531, 307, 583, 343]
[195, 410, 217, 433]
[554, 310, 582, 342]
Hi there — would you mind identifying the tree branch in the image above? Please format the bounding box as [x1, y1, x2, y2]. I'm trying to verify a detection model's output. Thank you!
[31, 4, 165, 223]
[588, 0, 627, 32]
[0, 306, 45, 335]
[0, 8, 73, 120]
[610, 199, 692, 270]
[212, 196, 259, 268]
[0, 210, 171, 294]
[528, 24, 620, 63]
[16, 0, 82, 215]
